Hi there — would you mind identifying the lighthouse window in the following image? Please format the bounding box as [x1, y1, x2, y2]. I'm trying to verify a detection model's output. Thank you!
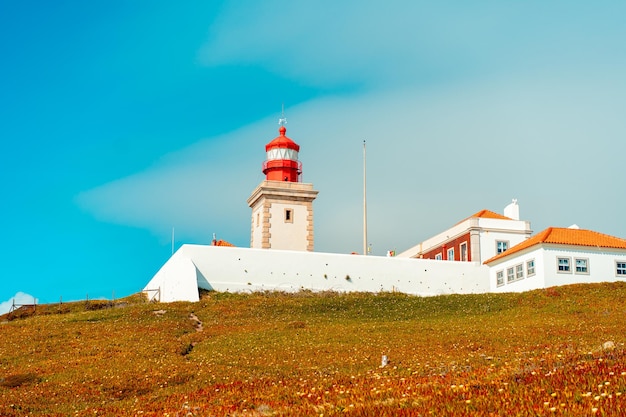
[284, 209, 293, 223]
[267, 149, 298, 161]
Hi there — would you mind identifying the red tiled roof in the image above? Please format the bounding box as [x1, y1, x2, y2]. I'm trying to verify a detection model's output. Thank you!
[471, 209, 512, 220]
[214, 240, 235, 247]
[455, 209, 512, 225]
[484, 227, 626, 264]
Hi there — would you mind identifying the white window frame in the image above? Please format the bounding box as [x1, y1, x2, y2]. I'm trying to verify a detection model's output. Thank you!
[616, 261, 626, 276]
[507, 267, 515, 282]
[435, 253, 442, 260]
[447, 248, 455, 261]
[496, 270, 504, 286]
[575, 258, 589, 274]
[460, 242, 468, 262]
[515, 264, 524, 280]
[526, 259, 536, 277]
[557, 257, 571, 273]
[496, 240, 509, 254]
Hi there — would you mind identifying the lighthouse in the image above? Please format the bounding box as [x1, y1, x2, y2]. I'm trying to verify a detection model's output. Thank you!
[247, 122, 319, 251]
[262, 125, 301, 182]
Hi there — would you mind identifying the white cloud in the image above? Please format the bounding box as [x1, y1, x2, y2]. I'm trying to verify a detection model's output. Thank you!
[78, 74, 626, 254]
[78, 1, 626, 254]
[0, 292, 38, 316]
[76, 126, 263, 245]
[200, 1, 626, 89]
[200, 2, 484, 87]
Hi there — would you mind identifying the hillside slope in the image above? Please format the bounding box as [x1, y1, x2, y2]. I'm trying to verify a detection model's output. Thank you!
[1, 284, 625, 416]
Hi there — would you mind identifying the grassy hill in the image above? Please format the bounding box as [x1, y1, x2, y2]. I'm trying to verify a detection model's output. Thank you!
[1, 283, 625, 416]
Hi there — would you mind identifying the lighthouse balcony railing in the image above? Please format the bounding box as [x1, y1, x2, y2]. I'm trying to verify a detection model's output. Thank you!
[262, 160, 302, 171]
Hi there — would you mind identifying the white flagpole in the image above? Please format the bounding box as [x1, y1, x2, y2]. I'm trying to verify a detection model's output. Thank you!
[363, 140, 368, 256]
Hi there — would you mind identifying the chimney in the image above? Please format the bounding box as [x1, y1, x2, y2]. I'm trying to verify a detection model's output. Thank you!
[504, 199, 520, 220]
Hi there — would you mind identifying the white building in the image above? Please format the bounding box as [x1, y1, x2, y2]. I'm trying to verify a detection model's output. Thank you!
[397, 200, 532, 263]
[485, 225, 626, 292]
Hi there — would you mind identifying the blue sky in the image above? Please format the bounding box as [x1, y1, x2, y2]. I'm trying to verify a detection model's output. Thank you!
[1, 1, 625, 313]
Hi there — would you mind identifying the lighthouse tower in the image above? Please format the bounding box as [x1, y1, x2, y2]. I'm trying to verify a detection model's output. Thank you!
[247, 123, 319, 251]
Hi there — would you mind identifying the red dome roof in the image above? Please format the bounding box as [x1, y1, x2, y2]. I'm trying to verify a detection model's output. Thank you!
[265, 126, 300, 152]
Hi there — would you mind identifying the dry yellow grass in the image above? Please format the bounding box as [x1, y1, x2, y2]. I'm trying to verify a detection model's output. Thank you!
[1, 283, 625, 416]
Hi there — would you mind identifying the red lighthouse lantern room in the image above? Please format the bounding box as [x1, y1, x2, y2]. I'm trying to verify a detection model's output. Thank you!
[262, 126, 302, 182]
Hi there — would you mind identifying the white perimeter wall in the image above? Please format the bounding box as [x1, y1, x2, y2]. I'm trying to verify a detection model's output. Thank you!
[144, 245, 491, 302]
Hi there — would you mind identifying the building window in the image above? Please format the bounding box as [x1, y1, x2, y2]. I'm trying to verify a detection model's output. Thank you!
[557, 257, 571, 273]
[575, 258, 589, 274]
[256, 212, 260, 227]
[284, 208, 293, 223]
[616, 261, 626, 276]
[447, 248, 454, 261]
[460, 242, 468, 261]
[507, 267, 515, 282]
[527, 259, 536, 276]
[496, 241, 509, 254]
[435, 253, 442, 260]
[515, 264, 524, 280]
[496, 270, 504, 286]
